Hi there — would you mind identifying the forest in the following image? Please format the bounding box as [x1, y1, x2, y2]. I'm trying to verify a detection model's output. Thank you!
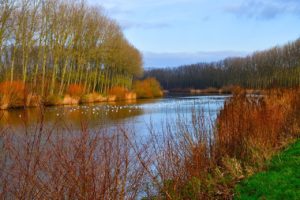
[146, 38, 300, 90]
[0, 0, 143, 108]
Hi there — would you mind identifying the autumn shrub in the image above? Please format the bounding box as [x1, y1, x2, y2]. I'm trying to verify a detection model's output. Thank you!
[133, 77, 163, 99]
[67, 84, 85, 97]
[0, 81, 26, 108]
[108, 86, 128, 100]
[215, 89, 299, 166]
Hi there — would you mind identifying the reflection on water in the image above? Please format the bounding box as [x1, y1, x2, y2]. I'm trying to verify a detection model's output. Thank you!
[0, 95, 229, 134]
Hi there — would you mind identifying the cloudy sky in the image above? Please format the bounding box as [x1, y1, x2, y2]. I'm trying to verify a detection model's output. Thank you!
[88, 0, 300, 68]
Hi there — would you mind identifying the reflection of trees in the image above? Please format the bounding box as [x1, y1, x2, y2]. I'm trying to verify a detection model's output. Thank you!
[0, 104, 145, 130]
[0, 108, 42, 127]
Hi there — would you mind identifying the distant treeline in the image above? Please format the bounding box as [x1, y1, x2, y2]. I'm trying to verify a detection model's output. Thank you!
[145, 38, 300, 90]
[0, 0, 142, 96]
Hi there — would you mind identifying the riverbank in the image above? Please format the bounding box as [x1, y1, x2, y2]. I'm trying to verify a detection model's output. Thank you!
[142, 88, 300, 199]
[165, 86, 261, 95]
[235, 139, 300, 199]
[0, 92, 137, 110]
[0, 78, 163, 110]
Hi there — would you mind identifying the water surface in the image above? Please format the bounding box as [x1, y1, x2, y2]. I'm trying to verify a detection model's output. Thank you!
[0, 95, 229, 134]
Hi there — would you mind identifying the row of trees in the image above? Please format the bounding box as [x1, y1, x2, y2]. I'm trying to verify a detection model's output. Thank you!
[0, 0, 143, 97]
[146, 38, 300, 89]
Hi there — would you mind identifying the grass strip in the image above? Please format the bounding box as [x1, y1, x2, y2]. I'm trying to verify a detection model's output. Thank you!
[235, 140, 300, 200]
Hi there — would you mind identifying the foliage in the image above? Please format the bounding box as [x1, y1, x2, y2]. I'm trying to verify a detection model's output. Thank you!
[108, 86, 128, 100]
[0, 80, 25, 95]
[67, 84, 85, 97]
[0, 81, 25, 107]
[133, 77, 163, 98]
[235, 140, 300, 200]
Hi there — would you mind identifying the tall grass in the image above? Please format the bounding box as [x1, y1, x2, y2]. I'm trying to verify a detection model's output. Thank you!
[215, 89, 300, 166]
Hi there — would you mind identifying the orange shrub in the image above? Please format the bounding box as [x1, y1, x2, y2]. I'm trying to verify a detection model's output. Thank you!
[0, 81, 26, 107]
[0, 81, 25, 97]
[67, 84, 84, 97]
[108, 86, 128, 100]
[215, 89, 298, 165]
[133, 77, 163, 99]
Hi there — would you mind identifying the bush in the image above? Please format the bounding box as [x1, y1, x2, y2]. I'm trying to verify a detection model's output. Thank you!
[133, 77, 163, 99]
[45, 95, 63, 106]
[108, 86, 128, 101]
[67, 84, 84, 97]
[0, 81, 26, 108]
[215, 89, 298, 166]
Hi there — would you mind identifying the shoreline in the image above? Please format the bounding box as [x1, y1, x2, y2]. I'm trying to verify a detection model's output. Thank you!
[164, 88, 262, 95]
[0, 92, 230, 111]
[0, 92, 138, 110]
[0, 88, 263, 110]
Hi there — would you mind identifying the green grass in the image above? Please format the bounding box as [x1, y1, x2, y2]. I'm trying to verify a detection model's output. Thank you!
[235, 140, 300, 200]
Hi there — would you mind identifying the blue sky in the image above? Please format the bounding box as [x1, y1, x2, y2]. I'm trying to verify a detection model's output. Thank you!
[88, 0, 300, 68]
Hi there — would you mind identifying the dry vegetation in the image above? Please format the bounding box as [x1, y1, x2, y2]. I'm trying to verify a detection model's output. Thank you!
[140, 88, 300, 199]
[0, 118, 147, 199]
[0, 81, 26, 109]
[133, 77, 163, 99]
[0, 88, 299, 199]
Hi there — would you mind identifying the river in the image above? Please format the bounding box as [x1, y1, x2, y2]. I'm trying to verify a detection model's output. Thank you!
[0, 95, 229, 135]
